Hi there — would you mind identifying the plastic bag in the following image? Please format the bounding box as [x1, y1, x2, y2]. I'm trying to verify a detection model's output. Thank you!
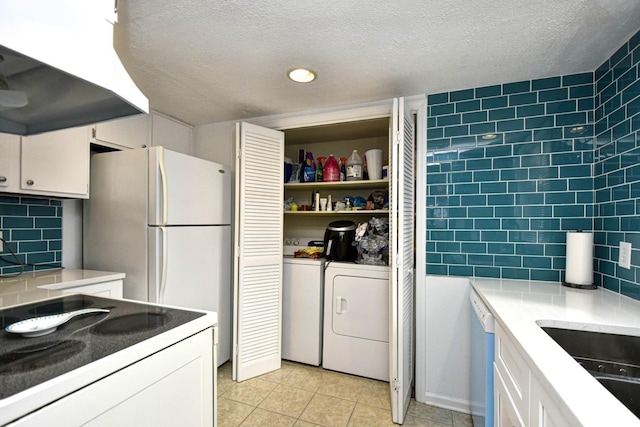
[368, 190, 389, 210]
[355, 217, 389, 265]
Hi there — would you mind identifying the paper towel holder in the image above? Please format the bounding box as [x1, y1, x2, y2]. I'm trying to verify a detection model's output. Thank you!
[562, 229, 597, 290]
[562, 281, 597, 290]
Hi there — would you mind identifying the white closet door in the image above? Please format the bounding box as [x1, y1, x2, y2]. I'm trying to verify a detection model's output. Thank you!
[390, 97, 416, 424]
[233, 122, 284, 382]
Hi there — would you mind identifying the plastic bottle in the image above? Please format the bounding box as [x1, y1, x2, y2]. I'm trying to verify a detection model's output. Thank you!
[362, 155, 369, 180]
[316, 156, 325, 182]
[323, 155, 340, 182]
[298, 149, 306, 181]
[302, 152, 316, 182]
[339, 157, 347, 181]
[346, 150, 363, 181]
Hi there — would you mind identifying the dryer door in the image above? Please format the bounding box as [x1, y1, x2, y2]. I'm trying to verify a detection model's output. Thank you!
[331, 273, 389, 343]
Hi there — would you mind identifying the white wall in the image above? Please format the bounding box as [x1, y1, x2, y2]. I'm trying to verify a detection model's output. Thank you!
[62, 199, 83, 268]
[413, 98, 472, 414]
[415, 275, 471, 413]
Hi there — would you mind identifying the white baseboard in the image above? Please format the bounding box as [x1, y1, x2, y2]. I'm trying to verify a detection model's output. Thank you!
[416, 391, 471, 414]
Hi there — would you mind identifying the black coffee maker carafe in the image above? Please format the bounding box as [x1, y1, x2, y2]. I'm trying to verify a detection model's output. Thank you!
[323, 220, 357, 261]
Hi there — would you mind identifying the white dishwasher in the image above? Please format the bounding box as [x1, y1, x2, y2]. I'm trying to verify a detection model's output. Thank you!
[282, 257, 325, 365]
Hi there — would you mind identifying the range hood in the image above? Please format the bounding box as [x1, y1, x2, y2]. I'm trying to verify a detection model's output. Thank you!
[0, 2, 149, 136]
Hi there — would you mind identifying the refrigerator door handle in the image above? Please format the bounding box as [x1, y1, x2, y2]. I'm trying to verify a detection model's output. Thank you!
[158, 147, 168, 225]
[159, 226, 168, 303]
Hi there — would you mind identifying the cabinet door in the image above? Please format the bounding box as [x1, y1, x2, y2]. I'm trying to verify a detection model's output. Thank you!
[0, 133, 20, 193]
[530, 376, 573, 427]
[233, 122, 284, 382]
[92, 114, 149, 150]
[21, 126, 89, 198]
[495, 365, 525, 427]
[151, 113, 192, 154]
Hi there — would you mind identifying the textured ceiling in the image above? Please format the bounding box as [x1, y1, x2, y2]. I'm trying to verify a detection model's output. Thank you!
[113, 0, 640, 126]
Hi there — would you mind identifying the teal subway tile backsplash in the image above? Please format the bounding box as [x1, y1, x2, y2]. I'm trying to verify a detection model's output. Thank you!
[426, 28, 640, 301]
[0, 196, 62, 275]
[504, 81, 530, 94]
[427, 70, 593, 282]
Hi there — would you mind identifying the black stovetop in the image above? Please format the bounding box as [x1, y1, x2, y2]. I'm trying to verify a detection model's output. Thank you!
[0, 294, 205, 400]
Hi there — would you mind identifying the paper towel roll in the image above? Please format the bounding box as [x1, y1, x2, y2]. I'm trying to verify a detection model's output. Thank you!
[564, 231, 594, 287]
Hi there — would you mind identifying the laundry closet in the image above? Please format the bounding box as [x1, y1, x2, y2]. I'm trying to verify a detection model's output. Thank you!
[284, 117, 392, 383]
[233, 97, 424, 424]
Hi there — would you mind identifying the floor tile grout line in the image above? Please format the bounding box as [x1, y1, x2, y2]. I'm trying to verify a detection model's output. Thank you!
[218, 361, 471, 427]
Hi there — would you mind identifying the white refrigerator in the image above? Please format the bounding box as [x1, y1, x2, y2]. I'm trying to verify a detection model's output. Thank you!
[83, 146, 232, 365]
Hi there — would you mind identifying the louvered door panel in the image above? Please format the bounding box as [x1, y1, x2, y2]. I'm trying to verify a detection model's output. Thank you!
[390, 98, 417, 424]
[400, 98, 415, 423]
[234, 122, 284, 381]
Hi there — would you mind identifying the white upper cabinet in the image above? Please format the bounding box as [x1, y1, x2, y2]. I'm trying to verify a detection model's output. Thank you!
[91, 113, 193, 155]
[151, 113, 193, 155]
[0, 133, 21, 193]
[91, 114, 149, 150]
[20, 126, 90, 198]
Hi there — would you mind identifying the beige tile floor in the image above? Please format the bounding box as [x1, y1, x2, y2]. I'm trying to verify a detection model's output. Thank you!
[217, 360, 472, 427]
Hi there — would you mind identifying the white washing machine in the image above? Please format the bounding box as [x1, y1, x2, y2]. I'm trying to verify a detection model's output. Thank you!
[322, 261, 389, 381]
[282, 257, 325, 365]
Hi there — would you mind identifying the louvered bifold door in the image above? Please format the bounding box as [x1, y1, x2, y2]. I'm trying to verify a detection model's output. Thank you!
[233, 122, 284, 382]
[390, 98, 416, 424]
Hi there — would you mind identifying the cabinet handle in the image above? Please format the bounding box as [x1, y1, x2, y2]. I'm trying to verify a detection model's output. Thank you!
[26, 179, 34, 186]
[0, 176, 6, 183]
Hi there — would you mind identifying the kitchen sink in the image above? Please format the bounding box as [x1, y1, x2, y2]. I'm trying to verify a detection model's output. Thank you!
[541, 326, 640, 418]
[595, 376, 640, 418]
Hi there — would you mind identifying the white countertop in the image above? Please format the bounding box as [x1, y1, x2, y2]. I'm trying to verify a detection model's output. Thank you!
[472, 277, 640, 426]
[0, 269, 125, 308]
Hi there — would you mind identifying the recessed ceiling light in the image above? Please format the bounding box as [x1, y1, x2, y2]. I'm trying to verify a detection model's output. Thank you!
[287, 68, 317, 83]
[481, 134, 498, 140]
[569, 126, 585, 134]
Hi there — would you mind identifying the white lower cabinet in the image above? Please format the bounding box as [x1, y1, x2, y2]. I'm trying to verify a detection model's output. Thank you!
[495, 365, 525, 427]
[529, 375, 572, 427]
[495, 322, 530, 423]
[7, 328, 215, 427]
[494, 321, 576, 427]
[59, 280, 124, 298]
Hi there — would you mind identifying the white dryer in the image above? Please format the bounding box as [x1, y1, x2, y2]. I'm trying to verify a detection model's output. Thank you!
[322, 262, 389, 381]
